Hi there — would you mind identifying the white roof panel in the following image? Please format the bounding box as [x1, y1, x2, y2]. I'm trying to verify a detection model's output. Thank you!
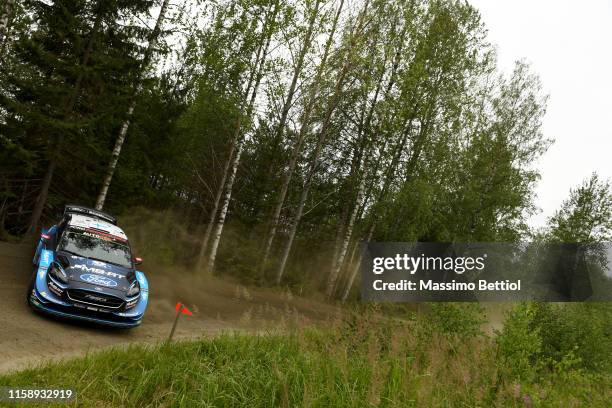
[68, 214, 128, 240]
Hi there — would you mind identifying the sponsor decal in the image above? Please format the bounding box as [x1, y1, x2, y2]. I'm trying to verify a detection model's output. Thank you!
[85, 294, 106, 302]
[72, 264, 123, 279]
[48, 281, 63, 296]
[84, 229, 127, 243]
[126, 299, 138, 309]
[79, 273, 118, 287]
[40, 250, 52, 266]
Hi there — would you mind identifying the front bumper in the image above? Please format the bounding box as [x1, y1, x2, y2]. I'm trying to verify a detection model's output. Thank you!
[28, 292, 142, 328]
[29, 250, 148, 328]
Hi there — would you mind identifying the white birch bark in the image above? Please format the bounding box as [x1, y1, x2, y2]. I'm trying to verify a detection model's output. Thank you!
[260, 0, 343, 271]
[95, 0, 171, 210]
[195, 28, 266, 271]
[274, 66, 349, 284]
[195, 139, 236, 271]
[341, 222, 375, 302]
[205, 2, 279, 273]
[275, 0, 370, 284]
[206, 139, 243, 272]
[327, 64, 386, 295]
[326, 157, 367, 297]
[327, 21, 407, 295]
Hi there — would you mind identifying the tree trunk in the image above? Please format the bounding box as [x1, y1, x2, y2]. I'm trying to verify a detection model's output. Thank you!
[326, 157, 367, 297]
[94, 101, 136, 210]
[27, 6, 104, 234]
[327, 20, 408, 295]
[274, 69, 348, 283]
[259, 0, 344, 272]
[342, 222, 375, 302]
[195, 9, 273, 271]
[195, 138, 236, 272]
[205, 1, 279, 273]
[272, 0, 321, 142]
[27, 140, 61, 235]
[275, 0, 370, 284]
[95, 0, 171, 210]
[330, 201, 349, 274]
[326, 42, 390, 296]
[206, 138, 243, 272]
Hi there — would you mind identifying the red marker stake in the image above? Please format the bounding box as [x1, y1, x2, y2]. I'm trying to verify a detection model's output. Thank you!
[168, 302, 193, 342]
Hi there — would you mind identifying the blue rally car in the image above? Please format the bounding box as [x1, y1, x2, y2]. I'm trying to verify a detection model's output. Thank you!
[28, 205, 149, 328]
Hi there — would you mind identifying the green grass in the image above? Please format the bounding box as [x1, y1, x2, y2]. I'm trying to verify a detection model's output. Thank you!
[1, 314, 610, 407]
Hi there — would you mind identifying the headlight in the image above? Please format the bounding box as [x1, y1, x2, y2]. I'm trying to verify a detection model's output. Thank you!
[49, 262, 68, 284]
[127, 281, 140, 297]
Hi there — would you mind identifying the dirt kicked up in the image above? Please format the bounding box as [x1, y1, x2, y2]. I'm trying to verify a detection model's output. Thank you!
[0, 241, 341, 374]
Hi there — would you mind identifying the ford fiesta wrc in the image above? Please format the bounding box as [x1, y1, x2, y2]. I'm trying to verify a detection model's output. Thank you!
[28, 205, 149, 328]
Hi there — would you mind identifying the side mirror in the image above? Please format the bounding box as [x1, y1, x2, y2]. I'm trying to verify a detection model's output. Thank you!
[133, 257, 143, 265]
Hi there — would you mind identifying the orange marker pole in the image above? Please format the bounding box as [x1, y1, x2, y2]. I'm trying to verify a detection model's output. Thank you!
[168, 303, 183, 342]
[168, 302, 193, 343]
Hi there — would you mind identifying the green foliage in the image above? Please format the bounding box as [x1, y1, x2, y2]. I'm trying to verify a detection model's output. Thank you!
[1, 316, 609, 407]
[497, 302, 612, 381]
[0, 0, 557, 298]
[0, 0, 170, 232]
[426, 302, 486, 340]
[495, 303, 543, 381]
[544, 173, 612, 243]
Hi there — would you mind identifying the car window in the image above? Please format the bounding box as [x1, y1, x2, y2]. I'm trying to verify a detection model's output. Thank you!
[59, 228, 132, 268]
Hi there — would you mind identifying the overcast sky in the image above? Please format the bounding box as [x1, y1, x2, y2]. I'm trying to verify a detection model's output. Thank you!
[468, 0, 612, 228]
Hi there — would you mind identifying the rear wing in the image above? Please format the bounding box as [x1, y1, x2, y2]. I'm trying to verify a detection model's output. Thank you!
[63, 205, 117, 225]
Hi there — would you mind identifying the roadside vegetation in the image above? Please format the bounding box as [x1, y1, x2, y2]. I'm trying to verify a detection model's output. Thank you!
[1, 1, 611, 406]
[2, 0, 553, 298]
[1, 304, 610, 407]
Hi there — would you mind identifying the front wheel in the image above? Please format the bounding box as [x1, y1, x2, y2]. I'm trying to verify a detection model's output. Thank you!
[25, 268, 37, 306]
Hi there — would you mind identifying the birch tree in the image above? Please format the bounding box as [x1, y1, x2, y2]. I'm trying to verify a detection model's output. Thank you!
[275, 0, 371, 284]
[260, 0, 344, 272]
[95, 0, 171, 210]
[326, 17, 402, 297]
[206, 0, 281, 273]
[194, 2, 274, 272]
[338, 1, 491, 297]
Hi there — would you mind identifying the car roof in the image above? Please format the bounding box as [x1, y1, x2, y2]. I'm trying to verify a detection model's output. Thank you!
[67, 213, 128, 241]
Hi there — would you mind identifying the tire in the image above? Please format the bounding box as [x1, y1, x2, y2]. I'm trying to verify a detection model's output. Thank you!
[25, 268, 37, 306]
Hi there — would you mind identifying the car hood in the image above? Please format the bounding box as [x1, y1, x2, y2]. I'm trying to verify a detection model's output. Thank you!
[56, 251, 135, 293]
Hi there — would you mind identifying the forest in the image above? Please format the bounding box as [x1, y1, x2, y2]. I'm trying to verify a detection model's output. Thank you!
[0, 0, 610, 300]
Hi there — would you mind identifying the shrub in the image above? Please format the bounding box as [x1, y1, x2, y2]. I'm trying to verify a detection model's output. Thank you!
[495, 303, 543, 381]
[496, 302, 612, 380]
[426, 302, 486, 340]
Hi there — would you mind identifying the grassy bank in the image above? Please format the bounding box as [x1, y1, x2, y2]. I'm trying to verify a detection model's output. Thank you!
[1, 309, 610, 407]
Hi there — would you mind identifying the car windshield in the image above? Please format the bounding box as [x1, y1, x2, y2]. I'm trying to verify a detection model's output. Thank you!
[59, 228, 132, 268]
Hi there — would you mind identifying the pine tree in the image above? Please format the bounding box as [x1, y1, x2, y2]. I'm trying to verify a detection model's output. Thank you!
[0, 0, 157, 233]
